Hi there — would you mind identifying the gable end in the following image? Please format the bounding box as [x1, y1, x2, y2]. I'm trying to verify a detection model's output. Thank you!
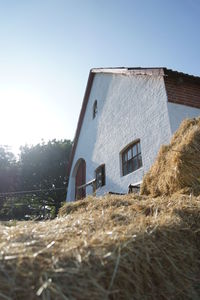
[164, 69, 200, 109]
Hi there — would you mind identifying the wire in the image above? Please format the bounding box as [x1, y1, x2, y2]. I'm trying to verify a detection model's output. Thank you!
[0, 187, 66, 198]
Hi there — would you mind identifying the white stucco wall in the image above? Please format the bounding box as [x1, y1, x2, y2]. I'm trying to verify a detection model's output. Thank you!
[167, 102, 200, 133]
[67, 72, 172, 201]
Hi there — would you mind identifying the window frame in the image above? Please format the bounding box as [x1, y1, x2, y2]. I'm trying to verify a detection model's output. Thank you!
[95, 164, 105, 189]
[93, 100, 98, 119]
[121, 140, 142, 176]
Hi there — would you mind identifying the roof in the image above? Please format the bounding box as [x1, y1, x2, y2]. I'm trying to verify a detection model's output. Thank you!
[91, 67, 165, 75]
[67, 67, 200, 180]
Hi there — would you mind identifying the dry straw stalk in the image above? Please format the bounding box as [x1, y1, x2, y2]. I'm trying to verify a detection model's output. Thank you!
[0, 193, 200, 299]
[1, 117, 200, 299]
[141, 117, 200, 196]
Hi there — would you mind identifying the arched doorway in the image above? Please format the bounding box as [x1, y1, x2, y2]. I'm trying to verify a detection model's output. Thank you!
[75, 159, 86, 200]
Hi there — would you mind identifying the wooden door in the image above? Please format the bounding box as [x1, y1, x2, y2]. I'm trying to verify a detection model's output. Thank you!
[75, 159, 86, 200]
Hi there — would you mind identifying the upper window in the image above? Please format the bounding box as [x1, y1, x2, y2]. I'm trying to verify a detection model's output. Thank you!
[93, 100, 98, 119]
[95, 164, 105, 189]
[122, 140, 142, 176]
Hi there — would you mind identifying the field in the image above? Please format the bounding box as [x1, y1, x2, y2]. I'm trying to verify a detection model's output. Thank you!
[0, 193, 200, 299]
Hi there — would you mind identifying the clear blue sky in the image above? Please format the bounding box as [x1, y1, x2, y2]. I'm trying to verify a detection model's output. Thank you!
[0, 0, 199, 153]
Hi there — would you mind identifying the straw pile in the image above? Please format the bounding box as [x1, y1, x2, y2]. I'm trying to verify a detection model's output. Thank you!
[141, 117, 200, 197]
[1, 193, 200, 299]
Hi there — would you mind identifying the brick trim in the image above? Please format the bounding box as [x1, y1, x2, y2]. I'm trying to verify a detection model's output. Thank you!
[164, 73, 200, 109]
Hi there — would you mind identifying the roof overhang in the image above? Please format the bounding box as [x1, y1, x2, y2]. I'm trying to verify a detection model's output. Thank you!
[67, 70, 95, 178]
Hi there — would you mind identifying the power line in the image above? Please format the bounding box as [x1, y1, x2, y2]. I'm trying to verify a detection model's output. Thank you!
[0, 187, 66, 198]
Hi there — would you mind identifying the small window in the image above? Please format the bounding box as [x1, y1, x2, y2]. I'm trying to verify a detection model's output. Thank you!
[93, 100, 98, 119]
[122, 140, 142, 176]
[95, 164, 105, 189]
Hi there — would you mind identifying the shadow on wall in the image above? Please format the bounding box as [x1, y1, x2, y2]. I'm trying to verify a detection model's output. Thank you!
[71, 158, 143, 201]
[71, 167, 126, 200]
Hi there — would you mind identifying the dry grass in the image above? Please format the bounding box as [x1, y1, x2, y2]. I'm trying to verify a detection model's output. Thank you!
[1, 117, 200, 299]
[141, 117, 200, 197]
[0, 193, 200, 299]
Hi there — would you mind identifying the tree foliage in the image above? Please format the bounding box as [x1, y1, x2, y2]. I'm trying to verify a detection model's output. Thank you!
[0, 146, 18, 193]
[0, 140, 72, 220]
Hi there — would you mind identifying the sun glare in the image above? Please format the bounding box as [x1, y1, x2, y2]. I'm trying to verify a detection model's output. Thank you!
[0, 87, 54, 154]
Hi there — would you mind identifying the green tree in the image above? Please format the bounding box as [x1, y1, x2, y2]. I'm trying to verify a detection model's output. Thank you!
[19, 139, 72, 215]
[0, 146, 19, 213]
[0, 146, 18, 192]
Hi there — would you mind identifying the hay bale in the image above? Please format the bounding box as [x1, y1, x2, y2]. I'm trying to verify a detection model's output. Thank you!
[0, 194, 200, 299]
[141, 117, 200, 197]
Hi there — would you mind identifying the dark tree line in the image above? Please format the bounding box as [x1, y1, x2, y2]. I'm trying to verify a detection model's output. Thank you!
[0, 140, 72, 220]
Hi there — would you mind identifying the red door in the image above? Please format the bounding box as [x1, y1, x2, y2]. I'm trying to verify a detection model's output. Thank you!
[75, 159, 86, 200]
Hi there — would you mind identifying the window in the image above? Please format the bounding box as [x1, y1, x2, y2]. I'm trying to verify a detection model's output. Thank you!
[122, 140, 142, 176]
[95, 164, 105, 189]
[93, 100, 98, 119]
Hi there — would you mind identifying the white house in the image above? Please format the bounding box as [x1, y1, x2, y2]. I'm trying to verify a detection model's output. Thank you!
[67, 67, 200, 201]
